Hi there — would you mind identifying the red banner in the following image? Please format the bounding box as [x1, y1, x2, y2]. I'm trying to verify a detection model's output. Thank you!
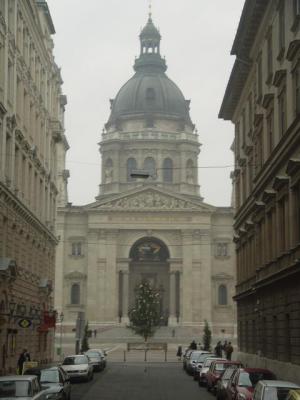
[43, 311, 56, 328]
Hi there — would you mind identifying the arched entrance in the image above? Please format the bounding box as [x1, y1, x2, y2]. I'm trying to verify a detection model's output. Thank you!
[129, 237, 170, 326]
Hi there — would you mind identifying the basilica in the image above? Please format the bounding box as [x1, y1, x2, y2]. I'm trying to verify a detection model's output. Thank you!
[55, 15, 236, 339]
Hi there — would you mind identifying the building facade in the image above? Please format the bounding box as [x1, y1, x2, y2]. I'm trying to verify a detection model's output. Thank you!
[55, 15, 236, 341]
[219, 0, 300, 383]
[0, 0, 68, 373]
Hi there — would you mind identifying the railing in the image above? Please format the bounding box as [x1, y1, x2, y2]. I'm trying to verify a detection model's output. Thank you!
[102, 130, 198, 143]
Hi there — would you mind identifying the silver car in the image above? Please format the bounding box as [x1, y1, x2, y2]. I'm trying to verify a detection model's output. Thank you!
[61, 355, 93, 382]
[0, 375, 46, 400]
[186, 351, 211, 375]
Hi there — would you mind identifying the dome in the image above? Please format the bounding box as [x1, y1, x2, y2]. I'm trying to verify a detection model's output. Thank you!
[106, 17, 193, 129]
[107, 71, 193, 127]
[140, 17, 161, 40]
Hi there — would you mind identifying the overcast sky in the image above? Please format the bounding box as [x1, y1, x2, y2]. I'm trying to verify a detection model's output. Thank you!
[46, 0, 244, 207]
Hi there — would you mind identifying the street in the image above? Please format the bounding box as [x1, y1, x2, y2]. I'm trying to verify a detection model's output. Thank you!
[71, 362, 212, 400]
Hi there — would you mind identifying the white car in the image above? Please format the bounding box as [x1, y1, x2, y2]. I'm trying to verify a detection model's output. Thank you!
[253, 380, 300, 400]
[61, 355, 93, 382]
[0, 375, 46, 400]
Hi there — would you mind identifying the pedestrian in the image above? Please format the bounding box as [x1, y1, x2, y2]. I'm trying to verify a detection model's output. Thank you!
[225, 342, 233, 360]
[190, 340, 197, 350]
[17, 349, 30, 375]
[222, 340, 228, 358]
[94, 329, 97, 338]
[176, 345, 182, 360]
[214, 341, 222, 357]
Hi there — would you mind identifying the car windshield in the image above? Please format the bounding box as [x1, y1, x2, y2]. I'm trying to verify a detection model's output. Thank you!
[86, 352, 100, 358]
[197, 353, 214, 362]
[238, 372, 276, 387]
[214, 363, 226, 372]
[0, 381, 30, 397]
[190, 352, 202, 361]
[63, 356, 88, 365]
[264, 387, 295, 400]
[204, 359, 216, 367]
[40, 370, 59, 383]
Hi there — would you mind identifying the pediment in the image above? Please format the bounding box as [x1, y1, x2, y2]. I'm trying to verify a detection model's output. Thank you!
[90, 188, 213, 212]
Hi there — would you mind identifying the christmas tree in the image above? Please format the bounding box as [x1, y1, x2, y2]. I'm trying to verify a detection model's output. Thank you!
[202, 319, 212, 351]
[80, 322, 90, 352]
[128, 280, 161, 342]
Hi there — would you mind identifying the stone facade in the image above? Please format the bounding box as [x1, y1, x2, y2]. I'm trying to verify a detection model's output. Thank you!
[55, 15, 236, 341]
[219, 0, 300, 382]
[0, 0, 68, 373]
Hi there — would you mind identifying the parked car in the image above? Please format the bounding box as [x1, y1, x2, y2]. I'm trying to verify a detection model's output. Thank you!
[84, 350, 106, 371]
[193, 353, 215, 381]
[198, 357, 227, 387]
[216, 367, 241, 400]
[253, 381, 300, 400]
[286, 389, 300, 400]
[186, 351, 211, 375]
[207, 360, 243, 393]
[226, 368, 277, 400]
[182, 349, 194, 370]
[24, 366, 71, 400]
[61, 355, 93, 382]
[0, 375, 46, 400]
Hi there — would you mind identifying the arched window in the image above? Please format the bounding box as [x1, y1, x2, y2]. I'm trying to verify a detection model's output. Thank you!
[144, 157, 156, 178]
[218, 285, 228, 305]
[71, 283, 80, 305]
[127, 158, 137, 181]
[163, 158, 173, 183]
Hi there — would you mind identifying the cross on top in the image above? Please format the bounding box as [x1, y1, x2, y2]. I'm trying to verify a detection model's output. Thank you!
[148, 0, 152, 18]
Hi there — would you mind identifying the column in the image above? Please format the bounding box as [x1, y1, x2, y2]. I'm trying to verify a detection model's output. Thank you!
[122, 270, 129, 324]
[86, 230, 99, 323]
[105, 230, 118, 322]
[168, 271, 177, 326]
[182, 231, 193, 323]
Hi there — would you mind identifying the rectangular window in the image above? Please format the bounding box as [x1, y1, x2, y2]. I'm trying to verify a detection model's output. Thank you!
[278, 197, 287, 252]
[278, 88, 286, 137]
[242, 109, 246, 147]
[279, 2, 285, 54]
[248, 93, 253, 130]
[257, 54, 263, 100]
[266, 108, 274, 155]
[72, 242, 82, 256]
[267, 30, 273, 79]
[294, 0, 300, 16]
[294, 65, 300, 116]
[216, 243, 228, 257]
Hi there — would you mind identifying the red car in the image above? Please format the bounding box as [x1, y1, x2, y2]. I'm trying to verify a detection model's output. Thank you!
[226, 368, 277, 400]
[206, 360, 243, 394]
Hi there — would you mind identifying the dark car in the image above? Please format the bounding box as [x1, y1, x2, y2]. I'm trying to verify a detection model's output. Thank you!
[226, 368, 277, 400]
[84, 350, 106, 372]
[206, 360, 243, 394]
[24, 366, 71, 400]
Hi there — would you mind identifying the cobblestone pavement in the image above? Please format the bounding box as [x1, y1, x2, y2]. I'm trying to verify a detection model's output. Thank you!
[71, 362, 214, 400]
